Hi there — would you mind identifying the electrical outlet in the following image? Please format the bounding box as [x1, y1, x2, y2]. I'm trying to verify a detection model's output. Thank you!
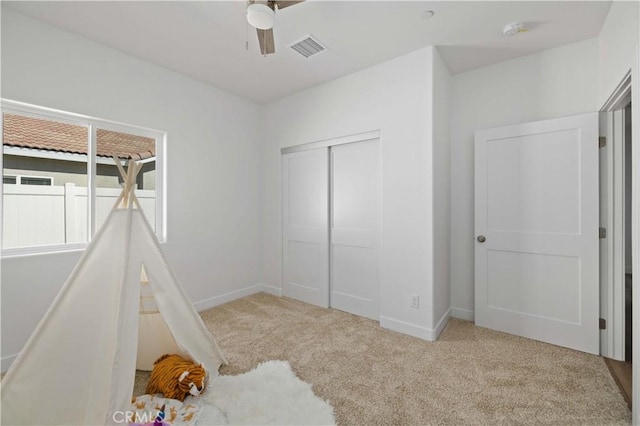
[411, 295, 419, 309]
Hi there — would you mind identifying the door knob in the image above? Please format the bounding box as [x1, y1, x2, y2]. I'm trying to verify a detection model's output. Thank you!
[477, 235, 486, 243]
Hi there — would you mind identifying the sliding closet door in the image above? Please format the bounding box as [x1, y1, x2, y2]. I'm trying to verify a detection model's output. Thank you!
[282, 149, 329, 308]
[330, 140, 380, 320]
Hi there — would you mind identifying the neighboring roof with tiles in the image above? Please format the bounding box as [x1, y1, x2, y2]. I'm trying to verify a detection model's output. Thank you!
[3, 113, 155, 160]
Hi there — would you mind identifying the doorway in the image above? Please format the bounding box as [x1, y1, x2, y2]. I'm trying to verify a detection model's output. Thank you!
[600, 72, 632, 408]
[625, 104, 632, 365]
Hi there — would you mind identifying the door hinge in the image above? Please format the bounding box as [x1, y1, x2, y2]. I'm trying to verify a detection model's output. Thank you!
[599, 227, 607, 239]
[599, 136, 607, 148]
[599, 318, 606, 330]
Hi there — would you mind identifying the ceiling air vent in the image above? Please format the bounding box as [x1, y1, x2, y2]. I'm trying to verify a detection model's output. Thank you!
[289, 35, 327, 58]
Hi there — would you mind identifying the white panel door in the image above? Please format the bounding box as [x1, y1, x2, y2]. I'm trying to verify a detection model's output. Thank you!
[282, 149, 329, 307]
[475, 112, 599, 354]
[330, 140, 380, 320]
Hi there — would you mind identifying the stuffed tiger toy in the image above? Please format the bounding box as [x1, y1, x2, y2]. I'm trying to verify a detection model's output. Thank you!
[146, 354, 207, 402]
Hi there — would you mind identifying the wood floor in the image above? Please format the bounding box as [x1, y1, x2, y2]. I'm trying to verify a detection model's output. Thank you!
[605, 273, 633, 410]
[605, 357, 632, 410]
[626, 274, 633, 362]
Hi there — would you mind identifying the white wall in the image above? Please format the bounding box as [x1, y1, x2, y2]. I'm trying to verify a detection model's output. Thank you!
[598, 1, 639, 108]
[448, 0, 639, 323]
[431, 47, 451, 331]
[263, 47, 444, 338]
[598, 0, 638, 291]
[450, 38, 600, 319]
[1, 9, 264, 371]
[4, 3, 631, 372]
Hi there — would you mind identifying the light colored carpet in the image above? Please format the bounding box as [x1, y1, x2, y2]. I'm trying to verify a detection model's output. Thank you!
[135, 293, 631, 425]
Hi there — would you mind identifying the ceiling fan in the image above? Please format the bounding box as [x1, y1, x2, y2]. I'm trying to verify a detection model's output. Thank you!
[246, 0, 304, 55]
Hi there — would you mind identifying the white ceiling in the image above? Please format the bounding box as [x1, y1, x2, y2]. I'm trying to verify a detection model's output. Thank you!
[3, 1, 612, 104]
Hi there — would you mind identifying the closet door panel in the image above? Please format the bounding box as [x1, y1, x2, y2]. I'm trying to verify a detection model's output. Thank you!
[282, 149, 329, 307]
[330, 140, 380, 320]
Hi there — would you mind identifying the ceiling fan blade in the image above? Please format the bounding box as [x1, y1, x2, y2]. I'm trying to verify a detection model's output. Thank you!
[274, 1, 304, 10]
[257, 28, 275, 55]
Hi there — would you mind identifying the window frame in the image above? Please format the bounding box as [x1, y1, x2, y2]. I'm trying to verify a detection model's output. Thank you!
[4, 175, 55, 186]
[1, 99, 167, 257]
[3, 175, 17, 185]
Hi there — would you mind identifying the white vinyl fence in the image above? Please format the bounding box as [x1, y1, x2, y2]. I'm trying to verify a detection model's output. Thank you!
[3, 183, 156, 249]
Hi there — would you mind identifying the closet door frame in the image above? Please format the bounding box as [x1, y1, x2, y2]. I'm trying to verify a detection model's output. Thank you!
[281, 129, 382, 317]
[281, 130, 381, 155]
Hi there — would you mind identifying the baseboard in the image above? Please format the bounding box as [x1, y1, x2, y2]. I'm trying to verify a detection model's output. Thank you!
[452, 307, 474, 322]
[2, 353, 18, 373]
[259, 284, 282, 296]
[193, 284, 264, 312]
[193, 284, 283, 312]
[380, 316, 444, 341]
[433, 307, 451, 339]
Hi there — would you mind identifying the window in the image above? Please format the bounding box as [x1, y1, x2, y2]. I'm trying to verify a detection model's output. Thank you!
[3, 175, 54, 186]
[1, 100, 165, 255]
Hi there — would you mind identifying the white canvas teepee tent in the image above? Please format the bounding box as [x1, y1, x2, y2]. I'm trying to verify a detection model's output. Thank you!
[1, 159, 226, 425]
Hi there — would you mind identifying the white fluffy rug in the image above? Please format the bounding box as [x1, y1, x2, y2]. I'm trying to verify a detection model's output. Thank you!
[198, 360, 335, 425]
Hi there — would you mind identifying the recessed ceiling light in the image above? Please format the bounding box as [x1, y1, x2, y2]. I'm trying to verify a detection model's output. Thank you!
[422, 10, 435, 20]
[503, 22, 526, 36]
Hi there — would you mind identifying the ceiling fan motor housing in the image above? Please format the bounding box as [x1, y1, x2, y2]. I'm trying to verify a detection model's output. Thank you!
[247, 0, 305, 55]
[247, 2, 275, 30]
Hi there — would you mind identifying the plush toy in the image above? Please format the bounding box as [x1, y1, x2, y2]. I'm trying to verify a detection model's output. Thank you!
[146, 354, 207, 401]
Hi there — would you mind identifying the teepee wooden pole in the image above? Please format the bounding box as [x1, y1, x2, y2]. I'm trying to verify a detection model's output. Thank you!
[130, 163, 144, 210]
[112, 156, 127, 182]
[123, 160, 136, 208]
[111, 190, 125, 210]
[110, 156, 144, 210]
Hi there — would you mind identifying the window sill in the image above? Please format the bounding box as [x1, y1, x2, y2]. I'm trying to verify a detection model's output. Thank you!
[1, 238, 168, 259]
[1, 243, 88, 259]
